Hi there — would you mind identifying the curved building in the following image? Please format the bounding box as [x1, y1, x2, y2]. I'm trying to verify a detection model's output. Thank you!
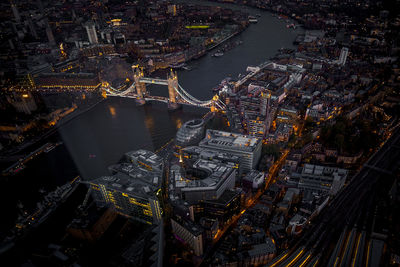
[175, 119, 205, 148]
[169, 159, 236, 202]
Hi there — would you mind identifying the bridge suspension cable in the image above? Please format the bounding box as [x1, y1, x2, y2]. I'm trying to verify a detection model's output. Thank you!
[104, 82, 136, 96]
[173, 85, 212, 107]
[175, 84, 212, 105]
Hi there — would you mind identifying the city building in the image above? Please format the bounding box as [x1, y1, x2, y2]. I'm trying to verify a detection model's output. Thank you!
[277, 188, 300, 215]
[290, 164, 348, 196]
[248, 116, 267, 139]
[338, 47, 349, 66]
[169, 158, 237, 202]
[260, 90, 271, 117]
[286, 214, 307, 235]
[276, 106, 298, 124]
[180, 146, 241, 175]
[245, 239, 276, 266]
[122, 222, 164, 267]
[199, 130, 262, 172]
[171, 217, 204, 256]
[201, 189, 242, 226]
[85, 21, 98, 44]
[34, 73, 101, 91]
[89, 150, 164, 225]
[6, 91, 37, 115]
[175, 119, 205, 148]
[11, 1, 21, 23]
[242, 170, 265, 190]
[67, 207, 117, 242]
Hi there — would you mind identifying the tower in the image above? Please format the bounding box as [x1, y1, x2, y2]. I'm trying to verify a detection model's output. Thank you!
[133, 67, 146, 105]
[260, 90, 271, 117]
[11, 1, 21, 23]
[260, 90, 271, 134]
[210, 95, 219, 112]
[167, 70, 180, 110]
[85, 21, 98, 44]
[338, 47, 349, 66]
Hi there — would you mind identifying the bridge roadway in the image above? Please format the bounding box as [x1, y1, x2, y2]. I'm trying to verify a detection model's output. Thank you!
[139, 77, 169, 86]
[103, 82, 227, 109]
[267, 128, 400, 267]
[106, 91, 216, 108]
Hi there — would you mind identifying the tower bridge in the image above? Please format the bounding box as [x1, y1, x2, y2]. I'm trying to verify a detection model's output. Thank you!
[102, 67, 226, 112]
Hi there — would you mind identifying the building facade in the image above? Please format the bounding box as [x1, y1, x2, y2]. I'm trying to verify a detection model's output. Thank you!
[90, 150, 164, 225]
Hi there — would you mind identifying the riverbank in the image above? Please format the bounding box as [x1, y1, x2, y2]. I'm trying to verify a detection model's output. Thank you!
[1, 97, 106, 166]
[206, 28, 245, 52]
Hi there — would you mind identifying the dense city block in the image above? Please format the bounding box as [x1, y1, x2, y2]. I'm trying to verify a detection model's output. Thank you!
[0, 0, 400, 266]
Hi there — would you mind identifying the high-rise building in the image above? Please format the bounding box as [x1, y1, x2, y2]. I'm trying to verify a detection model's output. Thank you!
[85, 21, 98, 44]
[248, 116, 267, 139]
[260, 90, 271, 117]
[89, 150, 164, 225]
[199, 130, 262, 172]
[167, 4, 177, 16]
[338, 47, 349, 66]
[11, 1, 21, 23]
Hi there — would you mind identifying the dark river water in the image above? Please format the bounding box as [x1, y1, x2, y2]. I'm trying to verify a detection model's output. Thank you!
[1, 1, 302, 231]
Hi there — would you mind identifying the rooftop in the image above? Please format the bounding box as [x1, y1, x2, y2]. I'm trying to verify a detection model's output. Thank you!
[92, 150, 163, 198]
[200, 129, 261, 153]
[171, 159, 235, 192]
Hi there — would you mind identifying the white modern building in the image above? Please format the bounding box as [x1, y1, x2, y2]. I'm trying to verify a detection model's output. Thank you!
[85, 21, 98, 44]
[199, 130, 262, 172]
[338, 47, 349, 66]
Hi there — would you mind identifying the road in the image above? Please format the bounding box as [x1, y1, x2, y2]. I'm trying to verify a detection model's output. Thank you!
[200, 149, 289, 266]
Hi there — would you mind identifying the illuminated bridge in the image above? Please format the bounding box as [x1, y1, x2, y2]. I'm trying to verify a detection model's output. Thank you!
[101, 67, 226, 111]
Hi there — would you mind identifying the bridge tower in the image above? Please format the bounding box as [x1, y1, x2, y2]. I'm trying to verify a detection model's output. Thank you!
[210, 94, 219, 112]
[167, 69, 181, 110]
[133, 66, 147, 105]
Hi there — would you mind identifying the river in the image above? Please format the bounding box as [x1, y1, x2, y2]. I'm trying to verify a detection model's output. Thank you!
[0, 0, 302, 232]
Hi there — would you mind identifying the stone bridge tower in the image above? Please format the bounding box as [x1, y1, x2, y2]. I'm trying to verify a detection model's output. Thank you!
[133, 66, 147, 105]
[167, 70, 180, 110]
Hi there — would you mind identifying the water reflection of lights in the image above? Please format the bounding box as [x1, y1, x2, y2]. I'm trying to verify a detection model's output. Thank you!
[175, 118, 182, 129]
[109, 106, 116, 117]
[144, 114, 155, 130]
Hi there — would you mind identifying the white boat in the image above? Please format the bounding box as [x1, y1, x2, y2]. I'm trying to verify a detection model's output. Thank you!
[168, 62, 185, 69]
[212, 51, 224, 57]
[248, 16, 258, 23]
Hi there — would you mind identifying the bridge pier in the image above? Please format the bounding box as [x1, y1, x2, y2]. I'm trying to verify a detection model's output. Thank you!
[133, 66, 147, 105]
[167, 70, 181, 110]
